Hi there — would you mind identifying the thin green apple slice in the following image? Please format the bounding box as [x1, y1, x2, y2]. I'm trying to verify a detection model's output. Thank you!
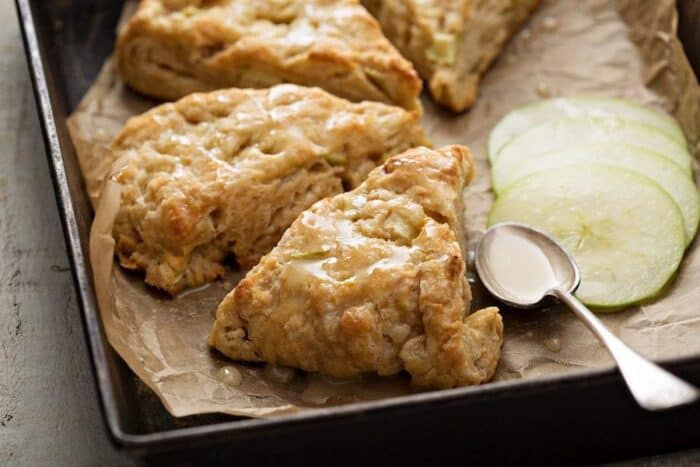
[492, 143, 699, 244]
[488, 166, 685, 308]
[488, 97, 687, 161]
[492, 116, 692, 173]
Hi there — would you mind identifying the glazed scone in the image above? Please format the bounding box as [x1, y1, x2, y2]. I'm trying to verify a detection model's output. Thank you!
[117, 0, 422, 110]
[362, 0, 541, 112]
[209, 146, 504, 389]
[111, 84, 429, 295]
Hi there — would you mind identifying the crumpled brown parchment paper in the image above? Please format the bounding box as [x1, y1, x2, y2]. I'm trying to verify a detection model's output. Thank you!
[66, 0, 700, 418]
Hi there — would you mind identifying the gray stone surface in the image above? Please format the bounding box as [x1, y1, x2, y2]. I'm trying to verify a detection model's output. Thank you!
[0, 2, 132, 465]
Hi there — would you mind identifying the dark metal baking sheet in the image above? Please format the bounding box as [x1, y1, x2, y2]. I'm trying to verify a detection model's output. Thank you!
[15, 0, 700, 464]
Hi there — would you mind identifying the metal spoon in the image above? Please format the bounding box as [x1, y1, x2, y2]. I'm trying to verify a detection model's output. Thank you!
[475, 222, 699, 411]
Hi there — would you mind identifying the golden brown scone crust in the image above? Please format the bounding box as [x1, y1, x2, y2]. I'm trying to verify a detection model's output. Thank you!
[209, 146, 503, 389]
[117, 0, 422, 110]
[362, 0, 541, 112]
[110, 84, 429, 295]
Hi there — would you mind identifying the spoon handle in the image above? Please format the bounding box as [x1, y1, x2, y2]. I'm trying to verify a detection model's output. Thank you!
[553, 287, 699, 411]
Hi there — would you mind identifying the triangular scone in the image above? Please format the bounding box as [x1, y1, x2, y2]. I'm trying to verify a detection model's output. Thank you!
[362, 0, 541, 112]
[117, 0, 422, 110]
[111, 84, 429, 295]
[210, 146, 503, 389]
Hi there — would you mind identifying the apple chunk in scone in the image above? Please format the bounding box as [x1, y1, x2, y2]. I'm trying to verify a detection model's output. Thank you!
[362, 0, 541, 112]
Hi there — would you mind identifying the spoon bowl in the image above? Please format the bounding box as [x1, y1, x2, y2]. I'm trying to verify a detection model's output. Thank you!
[475, 222, 580, 308]
[475, 222, 699, 411]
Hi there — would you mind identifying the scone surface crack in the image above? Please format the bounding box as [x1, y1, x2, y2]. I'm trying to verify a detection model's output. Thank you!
[118, 0, 422, 109]
[111, 85, 427, 295]
[210, 146, 503, 389]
